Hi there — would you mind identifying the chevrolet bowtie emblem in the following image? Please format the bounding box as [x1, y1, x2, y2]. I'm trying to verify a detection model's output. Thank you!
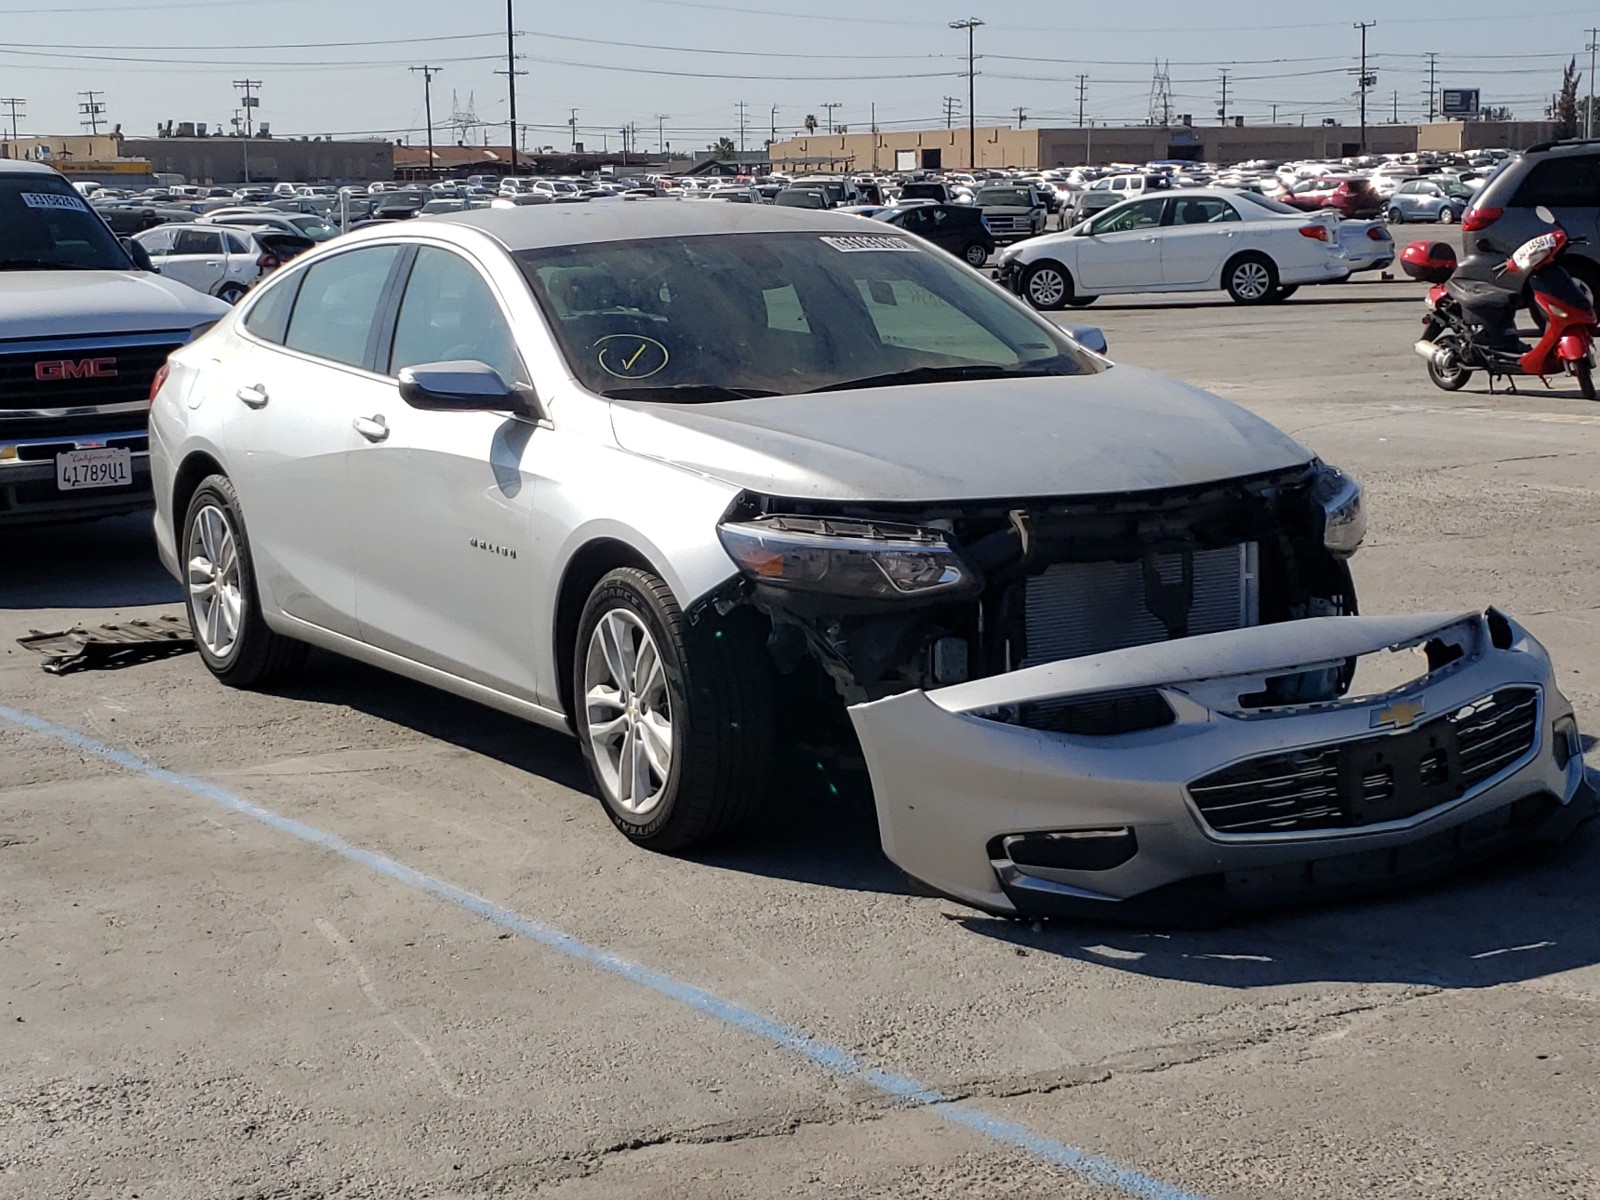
[1371, 697, 1426, 730]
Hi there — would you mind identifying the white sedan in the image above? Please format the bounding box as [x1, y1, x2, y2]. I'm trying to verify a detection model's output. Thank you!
[996, 188, 1348, 309]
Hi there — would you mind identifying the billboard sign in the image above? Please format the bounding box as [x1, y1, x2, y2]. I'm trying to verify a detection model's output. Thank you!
[1440, 88, 1480, 118]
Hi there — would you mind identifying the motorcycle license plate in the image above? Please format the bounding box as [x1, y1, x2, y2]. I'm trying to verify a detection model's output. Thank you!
[56, 447, 132, 491]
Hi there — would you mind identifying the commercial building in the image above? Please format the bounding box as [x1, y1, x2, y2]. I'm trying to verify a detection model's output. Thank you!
[768, 119, 1559, 172]
[120, 135, 393, 184]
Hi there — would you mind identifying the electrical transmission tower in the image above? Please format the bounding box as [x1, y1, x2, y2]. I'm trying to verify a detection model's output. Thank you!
[1147, 60, 1172, 127]
[448, 91, 483, 145]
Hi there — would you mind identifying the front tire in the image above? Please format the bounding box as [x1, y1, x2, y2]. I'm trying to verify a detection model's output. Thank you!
[1267, 284, 1300, 303]
[574, 568, 774, 851]
[962, 241, 989, 267]
[1022, 261, 1071, 310]
[1224, 253, 1278, 305]
[216, 282, 248, 305]
[1575, 359, 1596, 401]
[182, 475, 306, 687]
[1438, 207, 1456, 225]
[1066, 294, 1098, 307]
[1387, 207, 1403, 224]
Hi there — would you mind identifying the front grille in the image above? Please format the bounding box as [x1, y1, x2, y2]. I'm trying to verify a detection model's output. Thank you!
[0, 411, 149, 442]
[1189, 687, 1540, 835]
[985, 216, 1033, 235]
[0, 337, 184, 413]
[1023, 544, 1256, 667]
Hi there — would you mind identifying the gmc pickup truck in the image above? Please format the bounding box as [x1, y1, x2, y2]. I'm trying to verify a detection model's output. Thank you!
[0, 160, 229, 525]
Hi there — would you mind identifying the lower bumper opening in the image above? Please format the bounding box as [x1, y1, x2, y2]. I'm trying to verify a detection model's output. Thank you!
[989, 787, 1591, 926]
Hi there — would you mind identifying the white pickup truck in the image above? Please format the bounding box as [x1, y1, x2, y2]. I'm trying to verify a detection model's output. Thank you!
[0, 161, 228, 525]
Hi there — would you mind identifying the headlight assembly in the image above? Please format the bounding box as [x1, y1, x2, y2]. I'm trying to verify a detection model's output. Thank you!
[717, 516, 977, 601]
[1312, 462, 1366, 557]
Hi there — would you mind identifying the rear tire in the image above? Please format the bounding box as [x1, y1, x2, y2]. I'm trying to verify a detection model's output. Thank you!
[216, 282, 248, 305]
[962, 241, 988, 267]
[1426, 332, 1472, 392]
[1438, 207, 1456, 225]
[1267, 284, 1300, 303]
[1066, 294, 1098, 307]
[181, 475, 306, 688]
[1224, 253, 1278, 305]
[1387, 207, 1403, 224]
[1021, 261, 1071, 310]
[574, 567, 774, 851]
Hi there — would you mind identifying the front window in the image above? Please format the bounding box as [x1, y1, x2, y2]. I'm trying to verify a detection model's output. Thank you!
[518, 231, 1097, 399]
[1089, 198, 1165, 235]
[0, 176, 133, 270]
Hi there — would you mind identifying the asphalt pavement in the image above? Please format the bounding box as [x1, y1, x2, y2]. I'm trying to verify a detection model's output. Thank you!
[3, 254, 1598, 1200]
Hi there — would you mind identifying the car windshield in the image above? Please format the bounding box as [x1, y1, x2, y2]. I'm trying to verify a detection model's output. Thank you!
[976, 188, 1034, 206]
[1232, 190, 1300, 215]
[0, 177, 133, 270]
[517, 231, 1096, 399]
[1434, 179, 1472, 198]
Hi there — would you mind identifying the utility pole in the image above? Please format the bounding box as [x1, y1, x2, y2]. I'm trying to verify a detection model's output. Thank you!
[77, 90, 106, 135]
[821, 101, 842, 133]
[1271, 102, 1278, 124]
[1216, 70, 1230, 125]
[1075, 73, 1088, 127]
[497, 0, 524, 174]
[655, 113, 669, 154]
[1013, 106, 1027, 128]
[1587, 31, 1599, 138]
[943, 95, 961, 128]
[736, 100, 749, 153]
[871, 100, 878, 169]
[410, 66, 442, 180]
[232, 79, 260, 183]
[1, 97, 23, 142]
[1353, 21, 1376, 153]
[1425, 50, 1439, 122]
[1391, 88, 1399, 124]
[949, 17, 983, 170]
[567, 107, 578, 150]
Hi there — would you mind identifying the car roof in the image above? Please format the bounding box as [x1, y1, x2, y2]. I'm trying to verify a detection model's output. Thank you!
[429, 201, 893, 251]
[0, 160, 71, 178]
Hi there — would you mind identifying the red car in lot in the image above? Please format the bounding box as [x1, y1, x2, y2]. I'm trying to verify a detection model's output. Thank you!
[1281, 177, 1384, 219]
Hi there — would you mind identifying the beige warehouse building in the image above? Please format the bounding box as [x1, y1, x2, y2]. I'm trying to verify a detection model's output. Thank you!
[769, 120, 1559, 172]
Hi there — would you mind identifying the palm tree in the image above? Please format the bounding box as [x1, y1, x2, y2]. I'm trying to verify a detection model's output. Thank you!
[712, 136, 736, 158]
[804, 113, 818, 134]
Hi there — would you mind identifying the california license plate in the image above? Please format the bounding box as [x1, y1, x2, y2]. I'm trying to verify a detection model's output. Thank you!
[56, 447, 132, 491]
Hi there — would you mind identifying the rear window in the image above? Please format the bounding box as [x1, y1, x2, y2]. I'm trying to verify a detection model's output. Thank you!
[1233, 190, 1300, 215]
[1510, 154, 1600, 208]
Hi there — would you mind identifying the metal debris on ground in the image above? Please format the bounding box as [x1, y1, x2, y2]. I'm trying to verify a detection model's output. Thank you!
[17, 615, 195, 675]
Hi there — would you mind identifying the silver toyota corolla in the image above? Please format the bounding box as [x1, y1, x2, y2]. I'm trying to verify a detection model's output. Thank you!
[148, 202, 1592, 921]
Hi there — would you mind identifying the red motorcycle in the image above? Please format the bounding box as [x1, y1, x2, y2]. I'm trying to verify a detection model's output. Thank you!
[1405, 205, 1599, 400]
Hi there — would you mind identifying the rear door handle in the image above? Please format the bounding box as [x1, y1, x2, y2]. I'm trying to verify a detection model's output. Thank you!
[353, 414, 389, 442]
[236, 384, 268, 408]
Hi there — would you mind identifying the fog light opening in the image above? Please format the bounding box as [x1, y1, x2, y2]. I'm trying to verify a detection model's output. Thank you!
[995, 828, 1138, 873]
[1553, 716, 1582, 770]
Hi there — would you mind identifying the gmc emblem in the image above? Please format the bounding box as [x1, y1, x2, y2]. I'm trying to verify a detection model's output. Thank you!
[35, 357, 118, 381]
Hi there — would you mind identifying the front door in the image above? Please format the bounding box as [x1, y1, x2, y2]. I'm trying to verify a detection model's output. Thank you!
[1073, 197, 1168, 291]
[346, 244, 547, 699]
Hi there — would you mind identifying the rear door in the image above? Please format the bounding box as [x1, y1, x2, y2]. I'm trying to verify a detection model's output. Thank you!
[162, 227, 228, 294]
[219, 230, 260, 291]
[1159, 195, 1241, 286]
[224, 243, 405, 637]
[1073, 197, 1168, 291]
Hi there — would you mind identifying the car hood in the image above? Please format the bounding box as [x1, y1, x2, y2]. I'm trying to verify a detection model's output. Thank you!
[608, 365, 1313, 502]
[0, 270, 229, 339]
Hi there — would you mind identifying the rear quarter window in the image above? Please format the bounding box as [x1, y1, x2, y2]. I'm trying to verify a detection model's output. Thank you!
[1509, 155, 1600, 208]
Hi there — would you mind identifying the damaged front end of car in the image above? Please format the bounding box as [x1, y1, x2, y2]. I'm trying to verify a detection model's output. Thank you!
[701, 459, 1363, 711]
[693, 461, 1591, 921]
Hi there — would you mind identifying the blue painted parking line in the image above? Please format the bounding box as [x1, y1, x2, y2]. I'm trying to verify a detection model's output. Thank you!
[0, 703, 1210, 1200]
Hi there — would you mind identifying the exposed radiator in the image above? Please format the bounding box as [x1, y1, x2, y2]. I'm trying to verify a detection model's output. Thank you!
[1022, 544, 1258, 667]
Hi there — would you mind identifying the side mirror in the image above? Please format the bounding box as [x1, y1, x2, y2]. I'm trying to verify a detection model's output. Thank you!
[121, 237, 157, 273]
[1061, 324, 1108, 355]
[397, 360, 542, 419]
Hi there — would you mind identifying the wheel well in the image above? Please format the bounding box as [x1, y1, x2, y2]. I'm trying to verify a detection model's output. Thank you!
[171, 451, 225, 543]
[553, 538, 656, 728]
[1223, 249, 1276, 281]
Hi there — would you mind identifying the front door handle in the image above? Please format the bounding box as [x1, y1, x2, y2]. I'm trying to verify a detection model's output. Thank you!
[353, 414, 389, 442]
[236, 384, 268, 408]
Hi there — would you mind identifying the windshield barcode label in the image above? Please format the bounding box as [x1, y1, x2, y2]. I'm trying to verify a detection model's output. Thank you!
[21, 192, 89, 212]
[820, 235, 920, 253]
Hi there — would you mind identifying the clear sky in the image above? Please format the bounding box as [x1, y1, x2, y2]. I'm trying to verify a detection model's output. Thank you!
[0, 0, 1589, 150]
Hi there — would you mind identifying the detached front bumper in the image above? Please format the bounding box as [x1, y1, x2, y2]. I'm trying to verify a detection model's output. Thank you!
[848, 610, 1593, 922]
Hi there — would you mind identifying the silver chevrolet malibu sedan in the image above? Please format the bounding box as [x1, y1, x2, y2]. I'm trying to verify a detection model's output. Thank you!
[149, 202, 1592, 922]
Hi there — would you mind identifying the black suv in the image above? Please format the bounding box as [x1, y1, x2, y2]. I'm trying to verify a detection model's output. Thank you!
[1458, 140, 1600, 297]
[878, 203, 995, 267]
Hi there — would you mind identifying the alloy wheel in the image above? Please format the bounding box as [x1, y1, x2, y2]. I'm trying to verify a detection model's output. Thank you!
[187, 503, 243, 659]
[584, 608, 674, 816]
[1027, 267, 1066, 308]
[1230, 261, 1272, 301]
